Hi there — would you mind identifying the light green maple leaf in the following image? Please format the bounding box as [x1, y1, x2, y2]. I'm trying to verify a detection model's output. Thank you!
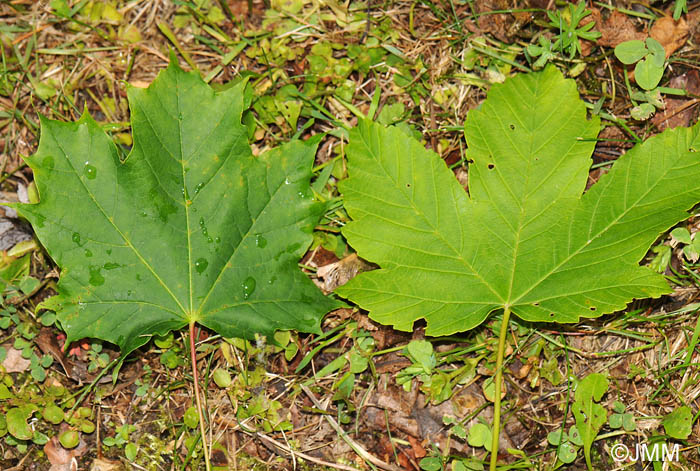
[17, 61, 339, 356]
[336, 66, 700, 335]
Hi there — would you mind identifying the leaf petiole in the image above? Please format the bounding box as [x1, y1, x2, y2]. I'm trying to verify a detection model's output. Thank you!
[489, 306, 511, 471]
[189, 322, 211, 471]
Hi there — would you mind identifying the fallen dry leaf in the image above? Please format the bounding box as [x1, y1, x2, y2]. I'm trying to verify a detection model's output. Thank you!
[585, 8, 645, 48]
[690, 9, 700, 44]
[317, 254, 375, 292]
[35, 328, 73, 377]
[90, 458, 124, 471]
[474, 0, 532, 42]
[1, 345, 30, 373]
[650, 16, 689, 57]
[44, 435, 87, 471]
[407, 435, 427, 458]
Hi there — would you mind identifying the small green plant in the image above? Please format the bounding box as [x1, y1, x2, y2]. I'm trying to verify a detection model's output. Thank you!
[0, 260, 55, 381]
[615, 38, 666, 90]
[86, 342, 110, 373]
[648, 225, 700, 274]
[674, 0, 688, 20]
[527, 36, 556, 69]
[609, 400, 636, 431]
[396, 339, 481, 405]
[419, 452, 445, 471]
[614, 38, 667, 119]
[467, 422, 493, 452]
[0, 377, 79, 452]
[670, 227, 700, 262]
[649, 243, 673, 273]
[546, 1, 601, 59]
[572, 373, 608, 470]
[443, 415, 467, 441]
[662, 405, 693, 439]
[547, 426, 583, 464]
[103, 423, 136, 447]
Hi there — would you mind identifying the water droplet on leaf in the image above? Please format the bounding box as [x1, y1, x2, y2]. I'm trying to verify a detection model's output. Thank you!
[242, 277, 256, 299]
[195, 258, 208, 274]
[89, 266, 105, 286]
[83, 162, 97, 180]
[255, 234, 267, 248]
[84, 249, 92, 258]
[72, 232, 81, 245]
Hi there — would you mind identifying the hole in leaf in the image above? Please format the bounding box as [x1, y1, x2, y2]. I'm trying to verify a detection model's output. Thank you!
[589, 306, 596, 311]
[533, 302, 539, 306]
[549, 313, 555, 317]
[406, 183, 411, 188]
[487, 164, 495, 170]
[509, 124, 515, 130]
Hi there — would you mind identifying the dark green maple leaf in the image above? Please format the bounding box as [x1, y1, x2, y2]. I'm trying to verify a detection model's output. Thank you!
[337, 66, 700, 335]
[17, 61, 339, 356]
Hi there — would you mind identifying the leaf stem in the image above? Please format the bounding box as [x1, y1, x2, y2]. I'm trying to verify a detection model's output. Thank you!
[189, 321, 211, 471]
[490, 306, 511, 471]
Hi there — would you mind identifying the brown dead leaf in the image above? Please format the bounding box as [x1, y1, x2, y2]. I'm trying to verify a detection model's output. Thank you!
[650, 16, 688, 57]
[44, 435, 87, 471]
[396, 452, 412, 470]
[316, 254, 375, 292]
[1, 345, 30, 373]
[585, 8, 645, 47]
[407, 436, 427, 459]
[475, 0, 532, 42]
[90, 458, 124, 471]
[35, 328, 73, 377]
[690, 9, 700, 44]
[651, 70, 700, 130]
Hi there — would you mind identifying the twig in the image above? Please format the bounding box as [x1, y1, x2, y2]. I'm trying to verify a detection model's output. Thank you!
[654, 98, 700, 128]
[256, 432, 361, 471]
[300, 384, 403, 471]
[5, 450, 32, 471]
